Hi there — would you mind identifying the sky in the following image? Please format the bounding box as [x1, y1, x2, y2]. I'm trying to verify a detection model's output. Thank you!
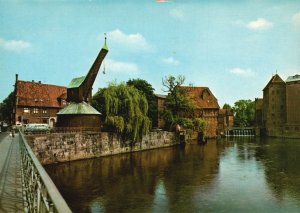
[0, 0, 300, 106]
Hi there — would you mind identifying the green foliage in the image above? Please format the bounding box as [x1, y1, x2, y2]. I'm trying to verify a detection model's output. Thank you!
[92, 83, 151, 143]
[193, 118, 207, 132]
[126, 78, 157, 127]
[233, 99, 255, 127]
[162, 75, 194, 116]
[0, 92, 14, 123]
[91, 88, 106, 116]
[223, 103, 232, 110]
[162, 75, 207, 134]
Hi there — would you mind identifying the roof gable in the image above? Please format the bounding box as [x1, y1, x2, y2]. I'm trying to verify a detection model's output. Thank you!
[179, 86, 220, 109]
[16, 81, 67, 108]
[263, 74, 285, 91]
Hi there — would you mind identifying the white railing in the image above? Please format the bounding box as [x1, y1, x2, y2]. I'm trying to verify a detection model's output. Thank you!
[19, 131, 72, 213]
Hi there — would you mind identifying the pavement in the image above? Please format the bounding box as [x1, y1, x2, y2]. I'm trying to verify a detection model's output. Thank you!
[0, 132, 24, 212]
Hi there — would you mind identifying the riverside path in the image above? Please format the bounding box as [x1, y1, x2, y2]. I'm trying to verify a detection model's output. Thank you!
[0, 132, 24, 212]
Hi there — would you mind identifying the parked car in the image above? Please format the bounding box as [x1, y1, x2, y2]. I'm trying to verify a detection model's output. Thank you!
[2, 122, 8, 132]
[24, 123, 50, 134]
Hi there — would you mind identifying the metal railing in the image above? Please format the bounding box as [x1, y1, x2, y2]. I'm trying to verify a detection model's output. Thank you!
[19, 131, 72, 213]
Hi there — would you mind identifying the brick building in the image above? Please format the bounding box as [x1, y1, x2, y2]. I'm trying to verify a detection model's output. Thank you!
[156, 86, 220, 138]
[285, 74, 300, 136]
[217, 108, 234, 135]
[262, 74, 286, 136]
[14, 75, 67, 127]
[155, 94, 167, 129]
[256, 74, 300, 138]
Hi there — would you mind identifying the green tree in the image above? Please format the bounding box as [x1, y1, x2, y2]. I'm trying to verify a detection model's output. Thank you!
[0, 92, 14, 124]
[91, 88, 106, 117]
[233, 99, 255, 127]
[126, 78, 157, 127]
[162, 75, 206, 134]
[162, 75, 194, 116]
[223, 103, 232, 110]
[92, 82, 151, 144]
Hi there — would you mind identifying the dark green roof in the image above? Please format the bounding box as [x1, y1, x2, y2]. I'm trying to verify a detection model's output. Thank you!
[57, 102, 101, 115]
[68, 76, 85, 88]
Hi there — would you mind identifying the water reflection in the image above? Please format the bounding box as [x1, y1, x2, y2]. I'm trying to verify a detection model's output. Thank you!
[45, 138, 300, 212]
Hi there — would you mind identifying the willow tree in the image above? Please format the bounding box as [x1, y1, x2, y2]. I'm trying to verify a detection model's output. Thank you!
[92, 83, 151, 144]
[126, 78, 157, 127]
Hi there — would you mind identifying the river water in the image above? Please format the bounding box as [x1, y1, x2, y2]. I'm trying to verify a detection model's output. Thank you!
[45, 137, 300, 213]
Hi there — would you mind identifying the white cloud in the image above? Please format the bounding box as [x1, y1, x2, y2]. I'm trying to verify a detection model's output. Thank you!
[107, 29, 150, 51]
[162, 57, 179, 65]
[292, 11, 300, 25]
[169, 8, 184, 19]
[0, 37, 31, 52]
[229, 68, 255, 77]
[156, 0, 171, 3]
[106, 59, 139, 75]
[247, 18, 273, 30]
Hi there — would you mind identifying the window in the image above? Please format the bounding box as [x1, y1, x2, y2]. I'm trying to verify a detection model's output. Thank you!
[33, 108, 39, 114]
[42, 109, 47, 114]
[24, 108, 30, 113]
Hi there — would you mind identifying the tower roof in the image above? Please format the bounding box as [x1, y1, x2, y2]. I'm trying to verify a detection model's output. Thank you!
[263, 74, 285, 91]
[286, 74, 300, 83]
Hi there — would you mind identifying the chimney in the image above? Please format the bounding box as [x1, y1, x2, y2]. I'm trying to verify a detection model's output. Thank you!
[15, 74, 18, 82]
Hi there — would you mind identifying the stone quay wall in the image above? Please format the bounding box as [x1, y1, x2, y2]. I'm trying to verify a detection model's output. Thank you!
[25, 131, 177, 165]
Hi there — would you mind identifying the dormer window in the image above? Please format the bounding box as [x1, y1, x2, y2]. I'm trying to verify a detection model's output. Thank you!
[201, 89, 210, 100]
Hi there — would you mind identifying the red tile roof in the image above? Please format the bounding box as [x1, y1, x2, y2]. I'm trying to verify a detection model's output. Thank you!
[179, 86, 220, 109]
[16, 80, 67, 108]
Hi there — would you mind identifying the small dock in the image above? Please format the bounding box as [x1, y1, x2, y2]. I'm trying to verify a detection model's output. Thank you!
[0, 133, 24, 212]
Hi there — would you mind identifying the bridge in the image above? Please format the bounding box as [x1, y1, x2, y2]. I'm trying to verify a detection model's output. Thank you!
[0, 131, 71, 213]
[224, 127, 256, 137]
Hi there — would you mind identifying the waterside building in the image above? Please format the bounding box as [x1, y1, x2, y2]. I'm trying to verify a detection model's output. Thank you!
[256, 74, 300, 138]
[14, 74, 67, 127]
[156, 86, 233, 138]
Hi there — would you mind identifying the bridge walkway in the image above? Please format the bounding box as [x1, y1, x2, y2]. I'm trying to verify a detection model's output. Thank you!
[0, 132, 24, 212]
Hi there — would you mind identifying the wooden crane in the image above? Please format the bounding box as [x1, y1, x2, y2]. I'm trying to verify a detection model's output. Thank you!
[67, 37, 108, 103]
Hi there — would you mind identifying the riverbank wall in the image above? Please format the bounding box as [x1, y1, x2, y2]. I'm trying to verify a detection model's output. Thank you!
[25, 131, 177, 165]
